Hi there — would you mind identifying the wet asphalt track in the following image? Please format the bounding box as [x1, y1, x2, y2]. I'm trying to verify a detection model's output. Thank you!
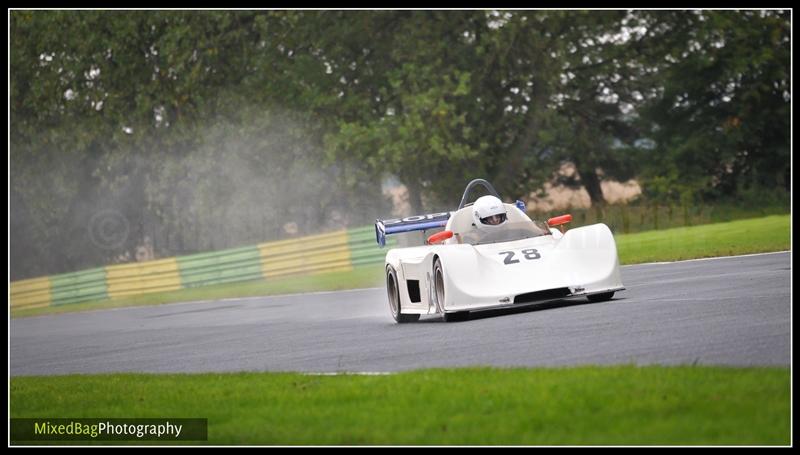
[11, 252, 790, 376]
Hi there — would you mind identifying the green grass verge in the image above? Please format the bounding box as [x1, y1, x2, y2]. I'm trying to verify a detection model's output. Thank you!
[12, 215, 790, 318]
[532, 199, 789, 235]
[10, 366, 789, 445]
[616, 214, 790, 264]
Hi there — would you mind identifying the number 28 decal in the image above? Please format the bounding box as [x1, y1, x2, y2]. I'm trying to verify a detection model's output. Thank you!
[499, 249, 541, 265]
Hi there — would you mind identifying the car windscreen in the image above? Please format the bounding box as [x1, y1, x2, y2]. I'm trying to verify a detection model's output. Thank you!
[459, 221, 551, 245]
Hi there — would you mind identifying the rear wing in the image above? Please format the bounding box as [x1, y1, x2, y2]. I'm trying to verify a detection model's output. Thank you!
[375, 212, 452, 247]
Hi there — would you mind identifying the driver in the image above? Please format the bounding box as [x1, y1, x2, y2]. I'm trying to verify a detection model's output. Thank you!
[472, 195, 508, 229]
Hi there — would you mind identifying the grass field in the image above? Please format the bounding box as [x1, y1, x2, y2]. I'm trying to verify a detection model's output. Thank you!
[616, 214, 790, 264]
[11, 215, 790, 318]
[11, 217, 792, 446]
[10, 366, 790, 445]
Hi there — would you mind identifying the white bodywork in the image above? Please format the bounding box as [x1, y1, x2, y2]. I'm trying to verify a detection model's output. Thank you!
[385, 203, 624, 316]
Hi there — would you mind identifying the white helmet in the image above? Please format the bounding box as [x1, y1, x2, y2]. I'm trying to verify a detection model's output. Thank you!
[472, 195, 508, 231]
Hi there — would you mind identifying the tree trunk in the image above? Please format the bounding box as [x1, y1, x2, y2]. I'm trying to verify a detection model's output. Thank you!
[581, 168, 605, 206]
[404, 178, 424, 215]
[573, 158, 605, 207]
[502, 78, 549, 196]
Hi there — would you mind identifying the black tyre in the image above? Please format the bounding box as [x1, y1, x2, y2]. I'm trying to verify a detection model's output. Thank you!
[587, 291, 615, 303]
[387, 265, 420, 323]
[434, 258, 468, 322]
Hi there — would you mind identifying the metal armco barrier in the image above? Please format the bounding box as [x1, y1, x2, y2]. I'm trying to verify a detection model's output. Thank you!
[106, 258, 182, 299]
[10, 276, 52, 310]
[178, 246, 263, 289]
[259, 230, 353, 278]
[10, 225, 396, 309]
[51, 267, 108, 306]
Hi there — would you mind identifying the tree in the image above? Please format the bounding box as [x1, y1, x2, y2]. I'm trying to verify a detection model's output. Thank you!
[633, 10, 791, 203]
[11, 10, 790, 280]
[10, 10, 389, 279]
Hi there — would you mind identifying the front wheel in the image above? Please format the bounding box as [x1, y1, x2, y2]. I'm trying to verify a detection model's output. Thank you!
[434, 258, 468, 322]
[387, 265, 420, 323]
[587, 291, 615, 303]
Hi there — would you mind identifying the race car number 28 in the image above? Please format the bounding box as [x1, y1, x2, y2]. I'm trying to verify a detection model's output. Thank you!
[499, 249, 541, 265]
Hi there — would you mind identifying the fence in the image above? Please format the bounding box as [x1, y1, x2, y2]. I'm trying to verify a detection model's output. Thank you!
[10, 225, 393, 309]
[528, 203, 790, 235]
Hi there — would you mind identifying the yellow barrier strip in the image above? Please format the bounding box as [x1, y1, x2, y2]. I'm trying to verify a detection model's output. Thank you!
[259, 230, 353, 279]
[10, 276, 52, 308]
[105, 258, 182, 298]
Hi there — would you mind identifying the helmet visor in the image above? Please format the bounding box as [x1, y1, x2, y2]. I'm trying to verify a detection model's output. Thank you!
[480, 213, 507, 225]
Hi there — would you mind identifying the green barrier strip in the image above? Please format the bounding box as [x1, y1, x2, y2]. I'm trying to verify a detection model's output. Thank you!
[347, 226, 395, 268]
[178, 246, 263, 288]
[50, 268, 108, 306]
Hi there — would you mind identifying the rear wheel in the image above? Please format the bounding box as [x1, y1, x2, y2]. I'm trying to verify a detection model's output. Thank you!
[434, 258, 468, 322]
[387, 265, 420, 323]
[587, 291, 615, 303]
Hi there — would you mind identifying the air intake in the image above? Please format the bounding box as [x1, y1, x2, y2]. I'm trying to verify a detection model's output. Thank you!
[513, 287, 571, 304]
[406, 280, 421, 303]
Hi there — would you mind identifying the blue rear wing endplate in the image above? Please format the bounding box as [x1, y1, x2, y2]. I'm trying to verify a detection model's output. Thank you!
[375, 212, 452, 247]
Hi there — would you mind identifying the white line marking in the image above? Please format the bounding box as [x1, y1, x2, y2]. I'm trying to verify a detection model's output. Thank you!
[620, 250, 790, 267]
[17, 251, 788, 319]
[647, 295, 782, 302]
[302, 372, 396, 376]
[217, 287, 383, 303]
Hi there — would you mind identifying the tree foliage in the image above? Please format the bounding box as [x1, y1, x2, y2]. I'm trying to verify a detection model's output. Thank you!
[632, 10, 791, 203]
[10, 10, 790, 279]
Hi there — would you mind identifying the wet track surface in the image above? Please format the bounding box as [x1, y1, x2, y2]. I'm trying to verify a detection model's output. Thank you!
[11, 252, 791, 375]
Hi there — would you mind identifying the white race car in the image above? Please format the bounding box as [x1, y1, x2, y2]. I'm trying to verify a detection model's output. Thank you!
[375, 179, 624, 322]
